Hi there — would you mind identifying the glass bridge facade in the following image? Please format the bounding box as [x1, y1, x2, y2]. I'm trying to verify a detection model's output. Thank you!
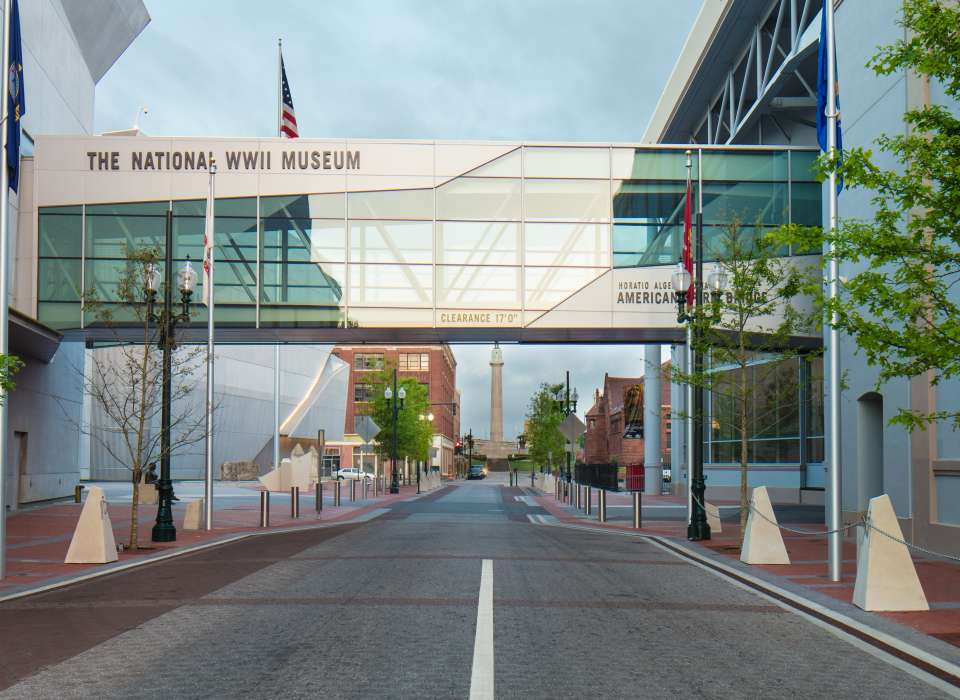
[35, 144, 820, 332]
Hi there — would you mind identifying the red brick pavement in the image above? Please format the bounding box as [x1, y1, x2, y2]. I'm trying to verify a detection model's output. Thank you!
[531, 489, 960, 650]
[0, 484, 429, 596]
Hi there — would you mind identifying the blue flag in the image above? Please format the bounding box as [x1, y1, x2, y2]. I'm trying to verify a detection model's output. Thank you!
[6, 0, 24, 193]
[817, 0, 842, 193]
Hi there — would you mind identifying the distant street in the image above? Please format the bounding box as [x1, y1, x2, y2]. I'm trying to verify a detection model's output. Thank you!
[0, 475, 950, 699]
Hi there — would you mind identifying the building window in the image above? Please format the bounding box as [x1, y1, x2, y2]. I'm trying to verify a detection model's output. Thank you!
[399, 352, 429, 371]
[321, 448, 340, 476]
[354, 353, 384, 370]
[354, 383, 375, 402]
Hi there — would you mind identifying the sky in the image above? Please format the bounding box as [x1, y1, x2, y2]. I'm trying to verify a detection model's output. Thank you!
[94, 0, 702, 440]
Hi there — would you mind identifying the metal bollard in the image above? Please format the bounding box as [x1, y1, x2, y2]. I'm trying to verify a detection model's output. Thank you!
[585, 486, 592, 515]
[260, 491, 270, 527]
[350, 479, 356, 502]
[316, 482, 323, 512]
[363, 479, 369, 499]
[334, 480, 341, 506]
[598, 489, 607, 523]
[633, 491, 641, 529]
[74, 484, 84, 503]
[575, 483, 580, 509]
[291, 486, 300, 518]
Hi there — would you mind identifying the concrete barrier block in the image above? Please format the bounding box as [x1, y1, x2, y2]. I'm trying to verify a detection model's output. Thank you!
[853, 494, 929, 612]
[182, 499, 205, 530]
[740, 486, 790, 565]
[706, 501, 722, 534]
[65, 486, 118, 564]
[258, 460, 288, 492]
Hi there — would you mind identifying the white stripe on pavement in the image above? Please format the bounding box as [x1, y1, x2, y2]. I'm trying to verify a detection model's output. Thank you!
[469, 559, 494, 700]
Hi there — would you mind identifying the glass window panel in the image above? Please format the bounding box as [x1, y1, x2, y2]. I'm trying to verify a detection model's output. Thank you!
[172, 199, 204, 217]
[524, 222, 609, 267]
[38, 207, 82, 258]
[523, 147, 609, 179]
[348, 263, 433, 307]
[261, 261, 345, 306]
[437, 221, 519, 265]
[790, 151, 820, 182]
[791, 182, 822, 227]
[438, 265, 521, 308]
[354, 353, 384, 370]
[611, 149, 695, 180]
[37, 302, 80, 330]
[701, 151, 787, 181]
[349, 221, 432, 264]
[262, 219, 346, 263]
[259, 306, 345, 326]
[348, 189, 433, 220]
[212, 197, 256, 217]
[613, 181, 686, 224]
[612, 224, 681, 268]
[83, 258, 161, 303]
[437, 177, 521, 220]
[525, 179, 609, 221]
[38, 259, 81, 302]
[524, 266, 604, 310]
[702, 182, 788, 226]
[86, 202, 168, 259]
[261, 193, 346, 220]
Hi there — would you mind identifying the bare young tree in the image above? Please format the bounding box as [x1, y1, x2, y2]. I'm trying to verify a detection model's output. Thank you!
[78, 247, 209, 550]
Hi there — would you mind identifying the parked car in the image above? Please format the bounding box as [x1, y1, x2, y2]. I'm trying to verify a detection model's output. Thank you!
[467, 465, 486, 480]
[333, 468, 374, 481]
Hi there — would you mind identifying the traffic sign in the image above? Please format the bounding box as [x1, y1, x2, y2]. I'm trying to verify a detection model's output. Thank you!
[559, 413, 586, 442]
[356, 416, 381, 445]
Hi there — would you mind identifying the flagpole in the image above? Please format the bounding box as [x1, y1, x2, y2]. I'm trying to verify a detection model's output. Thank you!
[825, 0, 842, 582]
[203, 164, 216, 530]
[0, 0, 11, 581]
[277, 38, 282, 137]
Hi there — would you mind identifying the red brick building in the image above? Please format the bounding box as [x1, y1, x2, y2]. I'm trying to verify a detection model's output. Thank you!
[331, 345, 459, 477]
[584, 361, 671, 468]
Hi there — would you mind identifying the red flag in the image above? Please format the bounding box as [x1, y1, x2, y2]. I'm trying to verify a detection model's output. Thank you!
[682, 176, 694, 306]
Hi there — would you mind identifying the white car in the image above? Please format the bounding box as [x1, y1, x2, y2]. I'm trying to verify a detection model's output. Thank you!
[333, 468, 374, 481]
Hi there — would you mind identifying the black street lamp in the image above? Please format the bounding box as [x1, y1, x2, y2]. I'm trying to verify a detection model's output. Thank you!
[384, 368, 406, 494]
[145, 210, 197, 543]
[554, 371, 578, 484]
[466, 429, 474, 476]
[416, 411, 434, 494]
[670, 150, 729, 542]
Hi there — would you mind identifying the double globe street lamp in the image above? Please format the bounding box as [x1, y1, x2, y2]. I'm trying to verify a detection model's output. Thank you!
[143, 209, 198, 542]
[554, 372, 578, 484]
[416, 412, 434, 493]
[384, 370, 406, 494]
[670, 250, 729, 542]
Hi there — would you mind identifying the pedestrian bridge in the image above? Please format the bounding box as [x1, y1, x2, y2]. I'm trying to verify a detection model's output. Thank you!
[29, 137, 821, 344]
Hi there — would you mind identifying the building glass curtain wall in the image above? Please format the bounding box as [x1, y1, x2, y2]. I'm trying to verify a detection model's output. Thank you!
[36, 145, 819, 331]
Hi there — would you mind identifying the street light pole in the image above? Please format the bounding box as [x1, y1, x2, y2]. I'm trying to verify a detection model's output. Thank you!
[385, 368, 406, 494]
[147, 210, 196, 543]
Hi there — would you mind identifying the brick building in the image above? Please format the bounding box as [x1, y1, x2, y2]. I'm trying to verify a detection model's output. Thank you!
[331, 345, 459, 478]
[584, 362, 671, 468]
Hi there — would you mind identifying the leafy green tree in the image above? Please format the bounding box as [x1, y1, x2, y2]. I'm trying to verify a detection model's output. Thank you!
[363, 362, 433, 472]
[674, 222, 819, 543]
[0, 353, 23, 400]
[524, 382, 565, 473]
[811, 0, 960, 431]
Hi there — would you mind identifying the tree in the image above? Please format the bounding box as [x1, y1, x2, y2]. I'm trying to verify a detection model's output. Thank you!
[79, 246, 209, 550]
[0, 353, 23, 401]
[362, 362, 433, 472]
[673, 222, 819, 543]
[524, 382, 565, 473]
[814, 0, 960, 431]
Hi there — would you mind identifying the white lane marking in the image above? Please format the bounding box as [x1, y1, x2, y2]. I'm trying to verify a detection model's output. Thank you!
[513, 495, 539, 506]
[469, 559, 495, 700]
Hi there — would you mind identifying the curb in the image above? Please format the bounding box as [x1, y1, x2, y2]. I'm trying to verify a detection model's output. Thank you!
[531, 515, 960, 696]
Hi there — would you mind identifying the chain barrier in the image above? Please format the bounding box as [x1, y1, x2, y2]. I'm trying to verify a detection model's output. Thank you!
[691, 493, 960, 562]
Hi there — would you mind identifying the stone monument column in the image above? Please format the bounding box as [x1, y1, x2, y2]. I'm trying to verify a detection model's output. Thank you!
[490, 343, 504, 443]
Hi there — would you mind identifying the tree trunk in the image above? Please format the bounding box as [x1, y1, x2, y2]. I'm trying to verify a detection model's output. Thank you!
[739, 372, 749, 548]
[129, 467, 140, 551]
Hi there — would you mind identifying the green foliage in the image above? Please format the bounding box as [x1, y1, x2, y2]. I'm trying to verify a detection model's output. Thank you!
[524, 382, 566, 470]
[812, 0, 960, 431]
[364, 362, 434, 463]
[0, 353, 23, 400]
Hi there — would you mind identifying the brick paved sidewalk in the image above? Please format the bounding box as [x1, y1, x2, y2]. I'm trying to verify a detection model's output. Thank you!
[530, 487, 960, 651]
[0, 480, 439, 597]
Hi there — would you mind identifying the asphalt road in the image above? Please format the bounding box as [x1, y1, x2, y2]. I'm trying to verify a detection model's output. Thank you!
[0, 476, 950, 699]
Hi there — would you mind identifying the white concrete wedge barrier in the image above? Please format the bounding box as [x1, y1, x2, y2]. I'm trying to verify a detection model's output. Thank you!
[705, 501, 722, 534]
[182, 499, 205, 530]
[65, 486, 118, 564]
[740, 486, 790, 565]
[853, 494, 929, 612]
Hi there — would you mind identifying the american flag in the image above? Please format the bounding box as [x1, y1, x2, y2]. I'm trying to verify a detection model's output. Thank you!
[280, 53, 298, 139]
